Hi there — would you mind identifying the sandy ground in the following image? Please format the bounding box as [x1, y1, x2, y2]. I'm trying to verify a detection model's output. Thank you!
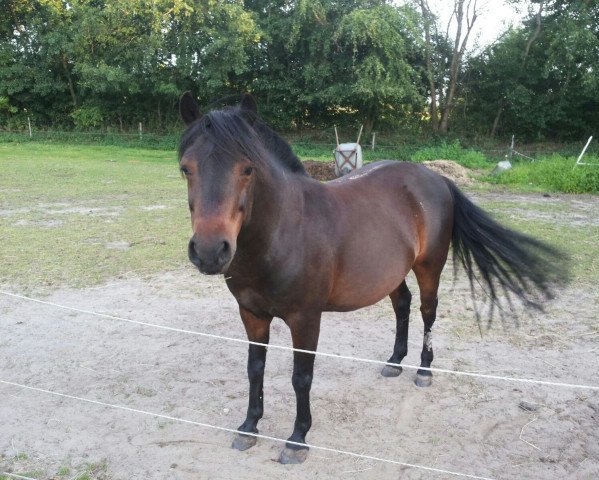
[1, 192, 598, 480]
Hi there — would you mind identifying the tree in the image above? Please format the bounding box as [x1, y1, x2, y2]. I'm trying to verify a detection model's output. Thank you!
[244, 0, 424, 131]
[0, 1, 79, 127]
[419, 0, 480, 134]
[463, 0, 599, 140]
[329, 5, 423, 132]
[0, 0, 262, 130]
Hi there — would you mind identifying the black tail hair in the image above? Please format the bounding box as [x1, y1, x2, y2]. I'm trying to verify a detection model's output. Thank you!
[446, 179, 570, 320]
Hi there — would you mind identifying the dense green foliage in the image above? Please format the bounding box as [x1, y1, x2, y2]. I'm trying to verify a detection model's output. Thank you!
[485, 155, 599, 194]
[0, 0, 597, 140]
[410, 140, 489, 168]
[462, 0, 599, 140]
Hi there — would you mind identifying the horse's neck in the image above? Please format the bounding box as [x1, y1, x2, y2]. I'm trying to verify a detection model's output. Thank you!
[255, 121, 302, 172]
[237, 162, 308, 255]
[231, 164, 332, 290]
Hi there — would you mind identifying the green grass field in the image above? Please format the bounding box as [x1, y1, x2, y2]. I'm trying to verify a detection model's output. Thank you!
[0, 143, 189, 292]
[1, 142, 597, 293]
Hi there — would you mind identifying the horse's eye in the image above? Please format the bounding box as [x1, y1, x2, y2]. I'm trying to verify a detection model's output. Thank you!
[180, 166, 190, 177]
[243, 166, 254, 176]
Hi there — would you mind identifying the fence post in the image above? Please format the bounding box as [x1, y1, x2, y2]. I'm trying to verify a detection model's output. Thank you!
[574, 136, 593, 167]
[371, 132, 376, 150]
[139, 122, 143, 140]
[27, 117, 32, 138]
[508, 134, 514, 161]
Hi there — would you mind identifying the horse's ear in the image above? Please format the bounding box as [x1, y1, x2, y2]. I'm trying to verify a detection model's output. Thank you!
[240, 93, 258, 115]
[180, 91, 201, 125]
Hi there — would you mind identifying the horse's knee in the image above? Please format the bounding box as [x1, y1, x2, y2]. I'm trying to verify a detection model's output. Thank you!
[292, 371, 313, 392]
[247, 358, 265, 382]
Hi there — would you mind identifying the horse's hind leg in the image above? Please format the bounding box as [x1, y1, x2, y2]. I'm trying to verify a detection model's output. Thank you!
[413, 263, 442, 388]
[381, 281, 412, 377]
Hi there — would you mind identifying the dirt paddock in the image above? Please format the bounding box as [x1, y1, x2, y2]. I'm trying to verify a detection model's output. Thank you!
[1, 192, 598, 480]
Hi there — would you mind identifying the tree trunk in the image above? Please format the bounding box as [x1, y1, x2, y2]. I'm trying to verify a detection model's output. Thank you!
[420, 0, 438, 132]
[364, 103, 377, 135]
[490, 104, 503, 138]
[523, 2, 543, 66]
[157, 100, 162, 132]
[61, 53, 78, 107]
[438, 0, 478, 135]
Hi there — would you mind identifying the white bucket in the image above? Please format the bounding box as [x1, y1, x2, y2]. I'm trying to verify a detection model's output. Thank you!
[334, 142, 363, 177]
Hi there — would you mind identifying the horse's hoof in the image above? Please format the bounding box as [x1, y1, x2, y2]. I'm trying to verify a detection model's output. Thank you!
[278, 446, 309, 464]
[415, 373, 432, 388]
[381, 365, 403, 377]
[231, 433, 257, 451]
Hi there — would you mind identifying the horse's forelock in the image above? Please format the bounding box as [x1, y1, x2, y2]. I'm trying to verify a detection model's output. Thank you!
[178, 106, 265, 167]
[178, 104, 306, 176]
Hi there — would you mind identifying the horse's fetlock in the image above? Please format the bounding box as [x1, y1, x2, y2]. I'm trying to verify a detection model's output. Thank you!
[294, 417, 312, 435]
[248, 406, 263, 420]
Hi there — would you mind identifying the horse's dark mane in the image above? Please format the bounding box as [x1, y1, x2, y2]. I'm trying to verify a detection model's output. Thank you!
[179, 105, 307, 175]
[252, 116, 306, 174]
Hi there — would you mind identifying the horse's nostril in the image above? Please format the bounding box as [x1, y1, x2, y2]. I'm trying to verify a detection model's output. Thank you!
[222, 241, 230, 254]
[217, 240, 231, 263]
[188, 238, 201, 266]
[189, 236, 232, 273]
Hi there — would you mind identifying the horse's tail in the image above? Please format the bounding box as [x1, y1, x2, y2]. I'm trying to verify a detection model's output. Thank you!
[445, 179, 570, 315]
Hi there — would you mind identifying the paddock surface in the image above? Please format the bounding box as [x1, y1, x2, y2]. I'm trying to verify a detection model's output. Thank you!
[1, 252, 598, 479]
[1, 145, 598, 479]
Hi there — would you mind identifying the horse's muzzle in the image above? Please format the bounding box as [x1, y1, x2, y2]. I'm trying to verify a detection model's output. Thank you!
[188, 235, 232, 275]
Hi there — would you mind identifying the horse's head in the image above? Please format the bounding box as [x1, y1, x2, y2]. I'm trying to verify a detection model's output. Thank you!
[178, 92, 261, 275]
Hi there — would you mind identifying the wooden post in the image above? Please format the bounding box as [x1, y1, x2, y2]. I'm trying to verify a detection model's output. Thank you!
[27, 117, 32, 138]
[334, 126, 340, 149]
[371, 132, 376, 150]
[356, 125, 363, 145]
[508, 134, 514, 161]
[139, 122, 143, 140]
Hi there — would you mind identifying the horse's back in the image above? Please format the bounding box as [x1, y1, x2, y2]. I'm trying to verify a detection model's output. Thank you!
[327, 160, 447, 192]
[325, 161, 453, 230]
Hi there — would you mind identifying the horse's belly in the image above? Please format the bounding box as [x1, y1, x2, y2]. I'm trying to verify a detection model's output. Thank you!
[323, 198, 418, 311]
[324, 255, 411, 312]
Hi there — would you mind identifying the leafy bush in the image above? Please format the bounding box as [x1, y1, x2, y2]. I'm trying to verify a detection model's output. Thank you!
[0, 95, 17, 114]
[484, 154, 599, 193]
[71, 106, 104, 129]
[410, 140, 490, 168]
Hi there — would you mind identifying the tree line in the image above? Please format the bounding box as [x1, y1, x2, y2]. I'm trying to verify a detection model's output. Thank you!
[1, 0, 597, 141]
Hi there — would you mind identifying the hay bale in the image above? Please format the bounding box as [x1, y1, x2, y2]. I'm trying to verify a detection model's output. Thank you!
[302, 159, 474, 185]
[423, 160, 472, 186]
[302, 160, 337, 181]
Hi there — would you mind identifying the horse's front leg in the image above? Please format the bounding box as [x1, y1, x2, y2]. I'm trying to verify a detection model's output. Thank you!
[279, 312, 321, 464]
[231, 307, 272, 451]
